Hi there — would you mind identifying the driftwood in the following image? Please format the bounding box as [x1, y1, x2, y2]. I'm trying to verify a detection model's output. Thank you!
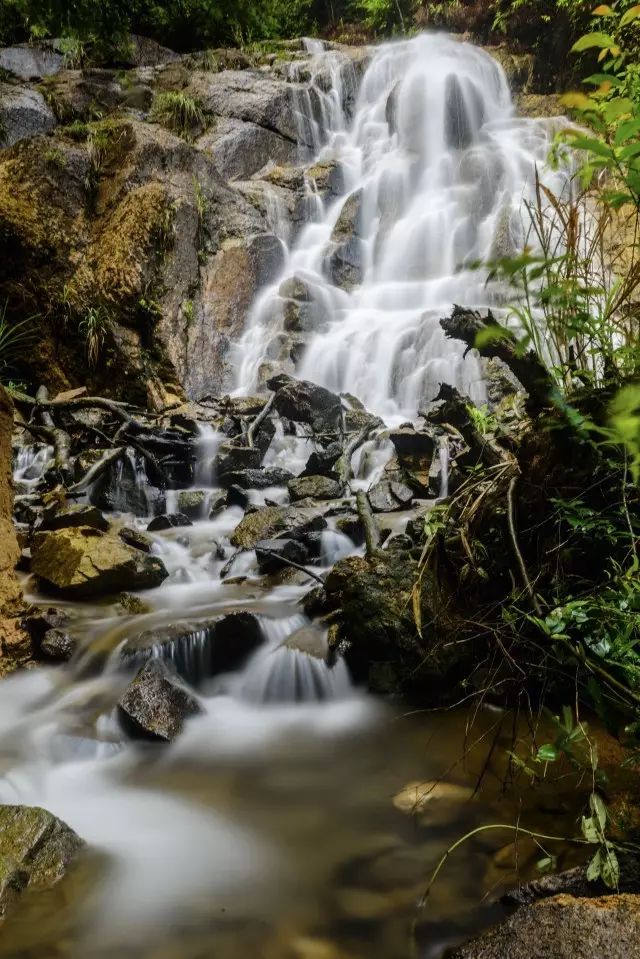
[19, 422, 70, 470]
[339, 424, 379, 485]
[67, 446, 126, 493]
[246, 393, 275, 449]
[441, 306, 555, 414]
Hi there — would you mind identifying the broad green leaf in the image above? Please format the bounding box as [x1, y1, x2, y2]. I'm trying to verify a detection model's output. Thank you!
[620, 3, 640, 26]
[582, 815, 600, 843]
[537, 744, 559, 762]
[604, 97, 633, 121]
[587, 849, 603, 881]
[474, 325, 513, 348]
[590, 793, 607, 831]
[584, 72, 624, 86]
[614, 116, 640, 145]
[601, 847, 620, 888]
[571, 31, 617, 52]
[617, 142, 640, 160]
[566, 134, 613, 159]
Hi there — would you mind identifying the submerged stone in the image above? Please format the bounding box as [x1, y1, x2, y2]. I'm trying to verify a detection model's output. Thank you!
[0, 805, 84, 920]
[40, 627, 76, 662]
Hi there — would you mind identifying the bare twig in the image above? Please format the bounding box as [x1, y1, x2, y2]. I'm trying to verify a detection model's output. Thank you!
[507, 474, 543, 616]
[246, 393, 275, 449]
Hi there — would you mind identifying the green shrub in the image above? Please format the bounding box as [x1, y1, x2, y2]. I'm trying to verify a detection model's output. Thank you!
[150, 91, 208, 140]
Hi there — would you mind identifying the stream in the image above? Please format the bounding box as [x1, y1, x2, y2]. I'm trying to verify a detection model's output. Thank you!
[1, 32, 584, 959]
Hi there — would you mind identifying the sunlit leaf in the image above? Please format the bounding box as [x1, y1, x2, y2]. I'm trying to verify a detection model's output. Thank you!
[590, 793, 607, 831]
[537, 744, 559, 762]
[620, 3, 640, 26]
[582, 815, 600, 843]
[561, 91, 593, 110]
[587, 849, 603, 881]
[601, 847, 620, 888]
[572, 31, 617, 52]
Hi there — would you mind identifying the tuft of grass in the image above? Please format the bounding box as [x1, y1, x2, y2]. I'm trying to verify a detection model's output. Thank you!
[0, 302, 37, 381]
[149, 91, 208, 140]
[78, 306, 110, 368]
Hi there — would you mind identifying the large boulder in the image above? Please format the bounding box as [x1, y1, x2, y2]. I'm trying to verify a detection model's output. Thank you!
[199, 116, 296, 179]
[450, 893, 640, 959]
[230, 503, 326, 549]
[0, 45, 63, 81]
[0, 805, 83, 920]
[118, 659, 202, 742]
[31, 526, 169, 598]
[36, 503, 110, 533]
[0, 84, 56, 147]
[267, 374, 343, 438]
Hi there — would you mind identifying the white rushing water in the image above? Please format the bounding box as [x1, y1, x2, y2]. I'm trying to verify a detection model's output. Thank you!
[235, 33, 571, 422]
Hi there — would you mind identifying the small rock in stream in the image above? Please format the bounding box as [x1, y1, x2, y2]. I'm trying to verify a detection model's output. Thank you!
[255, 537, 310, 574]
[302, 441, 343, 477]
[118, 659, 203, 742]
[147, 513, 192, 532]
[288, 473, 343, 502]
[223, 467, 294, 490]
[40, 627, 77, 662]
[367, 479, 413, 512]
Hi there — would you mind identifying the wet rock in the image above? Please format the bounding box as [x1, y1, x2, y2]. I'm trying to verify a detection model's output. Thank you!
[208, 490, 228, 515]
[322, 550, 436, 694]
[288, 474, 343, 502]
[118, 526, 153, 553]
[22, 607, 70, 652]
[267, 374, 343, 438]
[222, 467, 294, 490]
[449, 893, 640, 959]
[389, 428, 435, 458]
[176, 489, 208, 520]
[0, 83, 56, 147]
[255, 538, 309, 574]
[227, 485, 249, 509]
[393, 780, 475, 824]
[91, 454, 166, 517]
[302, 442, 343, 477]
[40, 627, 76, 662]
[231, 504, 326, 549]
[0, 45, 63, 80]
[329, 236, 364, 290]
[0, 804, 84, 920]
[147, 512, 192, 532]
[335, 514, 365, 545]
[37, 503, 110, 534]
[279, 275, 312, 301]
[215, 444, 264, 480]
[282, 297, 329, 334]
[31, 527, 169, 598]
[367, 479, 413, 513]
[305, 159, 344, 197]
[118, 659, 202, 742]
[121, 611, 263, 684]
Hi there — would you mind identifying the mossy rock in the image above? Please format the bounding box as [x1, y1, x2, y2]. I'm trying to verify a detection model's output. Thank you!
[31, 525, 168, 598]
[0, 805, 84, 920]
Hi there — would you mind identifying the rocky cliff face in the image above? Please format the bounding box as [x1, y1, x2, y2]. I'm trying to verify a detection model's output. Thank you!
[0, 386, 28, 674]
[0, 42, 365, 408]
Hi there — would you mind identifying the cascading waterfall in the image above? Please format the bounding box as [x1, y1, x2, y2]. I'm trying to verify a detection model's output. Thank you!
[1, 34, 585, 959]
[235, 34, 572, 422]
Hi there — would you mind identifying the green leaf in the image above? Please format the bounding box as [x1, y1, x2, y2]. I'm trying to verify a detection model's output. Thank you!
[586, 849, 603, 881]
[537, 743, 559, 763]
[474, 324, 514, 348]
[536, 856, 557, 874]
[614, 117, 640, 145]
[604, 98, 633, 122]
[571, 32, 617, 52]
[590, 793, 607, 831]
[582, 815, 600, 843]
[620, 3, 640, 26]
[601, 846, 620, 888]
[566, 135, 613, 159]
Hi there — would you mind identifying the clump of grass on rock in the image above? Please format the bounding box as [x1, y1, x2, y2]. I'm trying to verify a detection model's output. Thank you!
[149, 91, 208, 140]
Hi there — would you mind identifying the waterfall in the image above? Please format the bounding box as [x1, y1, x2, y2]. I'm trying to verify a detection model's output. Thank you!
[234, 34, 572, 423]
